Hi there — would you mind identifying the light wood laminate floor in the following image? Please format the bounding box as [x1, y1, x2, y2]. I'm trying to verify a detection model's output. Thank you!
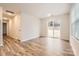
[0, 36, 74, 56]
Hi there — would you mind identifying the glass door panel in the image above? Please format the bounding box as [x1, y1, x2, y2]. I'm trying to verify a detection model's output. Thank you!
[54, 20, 60, 38]
[48, 18, 60, 38]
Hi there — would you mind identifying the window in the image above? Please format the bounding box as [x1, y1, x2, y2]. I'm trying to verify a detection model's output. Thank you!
[72, 5, 79, 40]
[72, 19, 79, 40]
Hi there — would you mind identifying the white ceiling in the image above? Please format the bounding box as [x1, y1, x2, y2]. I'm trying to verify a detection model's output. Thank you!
[0, 3, 72, 18]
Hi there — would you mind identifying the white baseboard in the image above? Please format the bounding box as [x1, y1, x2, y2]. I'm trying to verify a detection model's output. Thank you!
[21, 35, 40, 42]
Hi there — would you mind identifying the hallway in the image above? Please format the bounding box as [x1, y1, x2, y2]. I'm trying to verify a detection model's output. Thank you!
[0, 36, 74, 56]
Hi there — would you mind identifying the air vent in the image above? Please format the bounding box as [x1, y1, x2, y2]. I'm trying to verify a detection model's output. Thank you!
[6, 10, 15, 14]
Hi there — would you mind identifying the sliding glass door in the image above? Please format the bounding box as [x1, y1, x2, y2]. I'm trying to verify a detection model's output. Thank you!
[48, 18, 60, 38]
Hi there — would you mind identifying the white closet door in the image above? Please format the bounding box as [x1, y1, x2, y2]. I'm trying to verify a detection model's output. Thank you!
[0, 7, 3, 46]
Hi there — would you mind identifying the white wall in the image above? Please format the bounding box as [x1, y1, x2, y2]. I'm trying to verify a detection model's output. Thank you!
[0, 7, 3, 46]
[4, 11, 40, 42]
[20, 12, 40, 41]
[40, 14, 70, 40]
[40, 18, 48, 37]
[60, 14, 70, 40]
[8, 14, 21, 40]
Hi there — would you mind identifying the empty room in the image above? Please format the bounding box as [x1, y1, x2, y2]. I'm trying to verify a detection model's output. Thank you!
[0, 3, 79, 56]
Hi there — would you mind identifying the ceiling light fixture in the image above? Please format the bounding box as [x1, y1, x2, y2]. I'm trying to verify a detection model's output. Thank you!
[48, 13, 51, 17]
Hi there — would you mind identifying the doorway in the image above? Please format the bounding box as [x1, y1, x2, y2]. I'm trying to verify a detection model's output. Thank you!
[48, 18, 61, 38]
[3, 23, 7, 36]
